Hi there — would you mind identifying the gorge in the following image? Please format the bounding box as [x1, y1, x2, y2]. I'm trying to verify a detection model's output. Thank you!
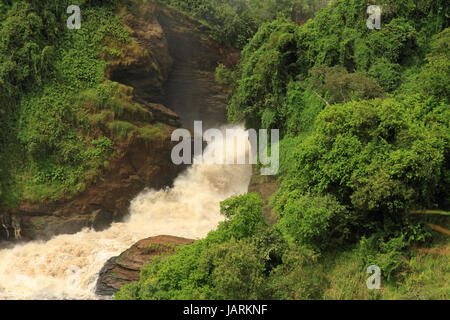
[0, 2, 248, 299]
[0, 0, 448, 301]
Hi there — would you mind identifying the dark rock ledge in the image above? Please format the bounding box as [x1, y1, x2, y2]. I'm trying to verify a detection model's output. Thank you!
[95, 235, 194, 297]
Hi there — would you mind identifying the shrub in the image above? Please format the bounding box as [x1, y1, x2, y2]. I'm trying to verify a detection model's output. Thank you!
[215, 63, 234, 88]
[274, 193, 351, 251]
[267, 246, 328, 299]
[368, 58, 401, 92]
[207, 239, 266, 300]
[138, 125, 165, 142]
[356, 235, 409, 282]
[217, 193, 266, 241]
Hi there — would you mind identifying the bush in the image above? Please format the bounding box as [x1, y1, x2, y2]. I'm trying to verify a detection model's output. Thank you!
[307, 65, 384, 104]
[416, 28, 450, 103]
[368, 58, 401, 92]
[207, 239, 266, 300]
[274, 193, 351, 251]
[217, 193, 266, 240]
[108, 120, 135, 141]
[267, 246, 328, 299]
[356, 235, 409, 282]
[215, 64, 234, 88]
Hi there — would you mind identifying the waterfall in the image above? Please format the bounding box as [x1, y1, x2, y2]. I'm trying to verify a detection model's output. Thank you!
[0, 125, 252, 300]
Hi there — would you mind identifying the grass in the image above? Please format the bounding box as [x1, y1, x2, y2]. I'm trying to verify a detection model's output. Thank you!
[109, 121, 135, 141]
[322, 235, 449, 300]
[322, 249, 382, 300]
[89, 110, 115, 128]
[138, 124, 165, 142]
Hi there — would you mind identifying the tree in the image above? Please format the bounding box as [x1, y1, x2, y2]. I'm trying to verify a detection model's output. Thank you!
[307, 65, 384, 104]
[418, 28, 450, 102]
[274, 193, 351, 251]
[274, 98, 448, 237]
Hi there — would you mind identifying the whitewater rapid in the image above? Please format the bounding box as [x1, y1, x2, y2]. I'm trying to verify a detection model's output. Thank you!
[0, 126, 252, 300]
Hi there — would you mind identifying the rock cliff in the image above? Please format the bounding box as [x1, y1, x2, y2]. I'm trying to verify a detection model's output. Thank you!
[0, 2, 237, 242]
[96, 235, 194, 297]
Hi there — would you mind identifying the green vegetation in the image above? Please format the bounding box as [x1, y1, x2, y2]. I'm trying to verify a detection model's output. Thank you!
[116, 0, 449, 300]
[0, 0, 164, 205]
[0, 0, 447, 301]
[157, 0, 331, 48]
[115, 193, 275, 300]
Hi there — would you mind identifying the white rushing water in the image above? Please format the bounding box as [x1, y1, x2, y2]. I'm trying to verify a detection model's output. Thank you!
[0, 125, 252, 300]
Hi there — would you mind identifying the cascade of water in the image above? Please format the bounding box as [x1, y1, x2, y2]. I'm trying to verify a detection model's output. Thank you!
[0, 125, 252, 300]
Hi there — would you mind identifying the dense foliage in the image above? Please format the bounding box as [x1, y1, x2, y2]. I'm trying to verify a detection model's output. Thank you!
[117, 0, 449, 300]
[116, 193, 331, 300]
[157, 0, 330, 47]
[0, 0, 164, 205]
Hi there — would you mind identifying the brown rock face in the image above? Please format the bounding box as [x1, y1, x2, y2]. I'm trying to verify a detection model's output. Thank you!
[248, 166, 279, 226]
[113, 3, 240, 130]
[13, 133, 186, 241]
[95, 235, 194, 296]
[107, 3, 173, 103]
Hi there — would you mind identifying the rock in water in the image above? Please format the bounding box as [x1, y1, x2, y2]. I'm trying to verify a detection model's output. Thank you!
[95, 235, 194, 297]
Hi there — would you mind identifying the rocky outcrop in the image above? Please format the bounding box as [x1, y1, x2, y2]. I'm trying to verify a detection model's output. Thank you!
[157, 6, 238, 130]
[10, 132, 185, 241]
[95, 235, 194, 297]
[107, 2, 173, 104]
[0, 211, 22, 241]
[113, 3, 240, 130]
